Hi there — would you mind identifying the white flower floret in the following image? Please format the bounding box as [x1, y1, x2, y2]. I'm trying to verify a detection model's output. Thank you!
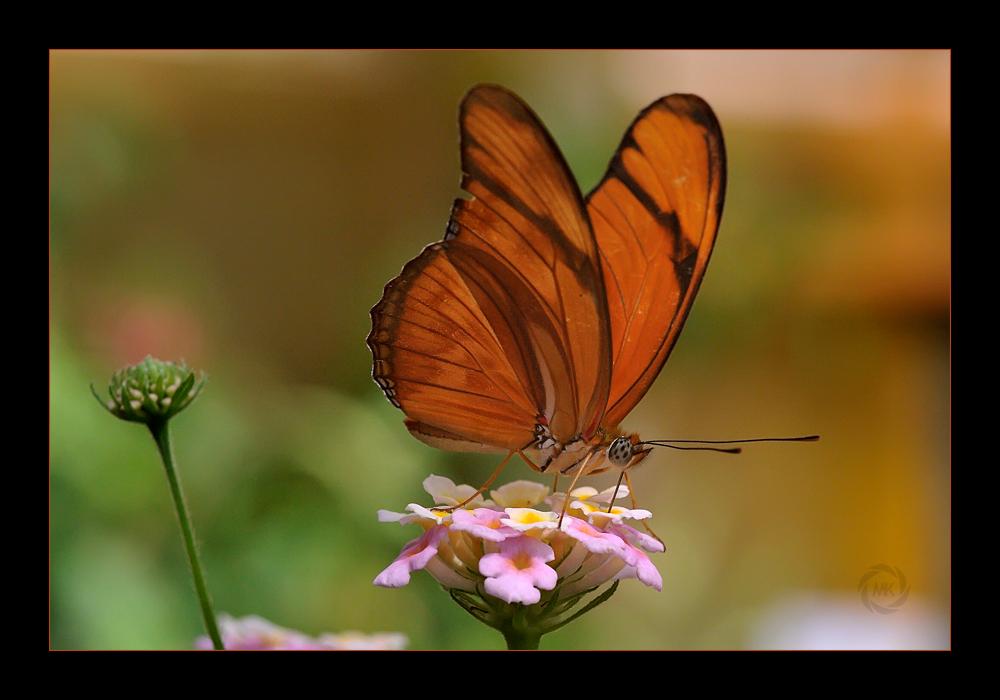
[501, 508, 559, 532]
[490, 480, 549, 508]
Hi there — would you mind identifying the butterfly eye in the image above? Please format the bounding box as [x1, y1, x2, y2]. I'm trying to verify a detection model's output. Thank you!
[607, 436, 635, 467]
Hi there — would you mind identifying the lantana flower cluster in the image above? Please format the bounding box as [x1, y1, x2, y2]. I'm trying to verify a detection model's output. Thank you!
[374, 475, 663, 646]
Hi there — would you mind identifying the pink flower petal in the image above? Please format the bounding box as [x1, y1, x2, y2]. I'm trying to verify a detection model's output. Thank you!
[450, 508, 517, 542]
[479, 536, 558, 605]
[561, 516, 629, 556]
[610, 522, 666, 554]
[373, 525, 449, 588]
[609, 530, 663, 592]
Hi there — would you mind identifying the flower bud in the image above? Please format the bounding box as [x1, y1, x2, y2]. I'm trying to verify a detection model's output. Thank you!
[94, 355, 206, 425]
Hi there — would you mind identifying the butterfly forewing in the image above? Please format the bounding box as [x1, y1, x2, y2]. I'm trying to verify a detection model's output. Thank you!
[369, 85, 613, 455]
[456, 87, 612, 442]
[587, 95, 726, 428]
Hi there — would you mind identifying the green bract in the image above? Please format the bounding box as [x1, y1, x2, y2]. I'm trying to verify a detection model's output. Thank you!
[93, 356, 206, 425]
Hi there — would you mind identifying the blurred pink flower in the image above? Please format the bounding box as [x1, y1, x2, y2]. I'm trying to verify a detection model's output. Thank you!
[195, 614, 407, 650]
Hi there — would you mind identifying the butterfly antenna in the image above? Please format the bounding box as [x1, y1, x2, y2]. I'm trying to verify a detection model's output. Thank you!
[652, 444, 742, 454]
[623, 436, 818, 539]
[640, 435, 819, 454]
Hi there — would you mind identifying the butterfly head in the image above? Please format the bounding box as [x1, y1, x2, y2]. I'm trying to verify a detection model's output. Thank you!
[606, 433, 652, 470]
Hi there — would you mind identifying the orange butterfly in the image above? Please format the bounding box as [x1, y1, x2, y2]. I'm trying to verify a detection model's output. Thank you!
[368, 85, 726, 494]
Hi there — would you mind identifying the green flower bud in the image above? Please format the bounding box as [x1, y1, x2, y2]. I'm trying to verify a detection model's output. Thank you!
[93, 356, 206, 425]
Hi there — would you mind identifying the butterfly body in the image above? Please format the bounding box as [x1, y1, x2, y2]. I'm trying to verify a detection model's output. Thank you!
[533, 428, 651, 478]
[368, 85, 725, 480]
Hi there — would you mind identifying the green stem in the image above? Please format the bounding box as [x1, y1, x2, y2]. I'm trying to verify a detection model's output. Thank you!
[501, 629, 541, 650]
[499, 621, 541, 650]
[149, 419, 224, 650]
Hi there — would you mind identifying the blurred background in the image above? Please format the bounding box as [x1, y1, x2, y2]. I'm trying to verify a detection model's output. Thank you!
[50, 50, 950, 649]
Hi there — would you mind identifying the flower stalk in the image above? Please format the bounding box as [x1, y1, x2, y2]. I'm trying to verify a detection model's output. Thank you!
[94, 357, 223, 650]
[149, 417, 224, 650]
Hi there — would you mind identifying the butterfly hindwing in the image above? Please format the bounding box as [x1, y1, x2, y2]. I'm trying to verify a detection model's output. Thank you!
[369, 240, 540, 451]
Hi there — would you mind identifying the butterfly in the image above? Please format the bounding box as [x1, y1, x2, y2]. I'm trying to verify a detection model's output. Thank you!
[368, 84, 726, 491]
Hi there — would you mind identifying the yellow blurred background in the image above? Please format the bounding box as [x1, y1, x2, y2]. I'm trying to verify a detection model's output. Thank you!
[50, 50, 950, 649]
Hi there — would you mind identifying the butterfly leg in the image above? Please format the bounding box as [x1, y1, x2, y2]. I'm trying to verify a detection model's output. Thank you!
[517, 449, 540, 471]
[441, 451, 516, 511]
[623, 471, 664, 547]
[517, 448, 564, 500]
[606, 471, 627, 513]
[557, 450, 598, 529]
